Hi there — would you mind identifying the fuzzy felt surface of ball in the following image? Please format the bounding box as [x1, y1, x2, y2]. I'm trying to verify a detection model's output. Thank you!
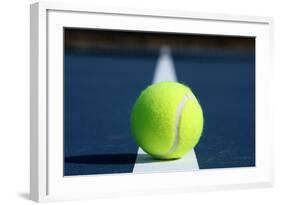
[131, 82, 204, 160]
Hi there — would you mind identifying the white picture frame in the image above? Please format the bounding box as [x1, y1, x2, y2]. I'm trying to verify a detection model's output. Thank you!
[30, 1, 274, 202]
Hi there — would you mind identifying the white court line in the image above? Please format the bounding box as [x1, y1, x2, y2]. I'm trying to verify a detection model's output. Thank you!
[133, 46, 199, 173]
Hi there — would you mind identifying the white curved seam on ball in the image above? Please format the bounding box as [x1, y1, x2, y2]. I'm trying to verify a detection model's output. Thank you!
[157, 93, 195, 158]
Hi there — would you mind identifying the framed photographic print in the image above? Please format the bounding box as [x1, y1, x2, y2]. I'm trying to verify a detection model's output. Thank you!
[30, 2, 274, 202]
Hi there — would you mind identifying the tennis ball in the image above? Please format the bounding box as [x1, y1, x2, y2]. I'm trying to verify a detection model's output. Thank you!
[131, 82, 204, 160]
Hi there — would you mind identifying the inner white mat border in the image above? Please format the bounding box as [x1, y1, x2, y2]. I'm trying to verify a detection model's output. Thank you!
[43, 8, 272, 201]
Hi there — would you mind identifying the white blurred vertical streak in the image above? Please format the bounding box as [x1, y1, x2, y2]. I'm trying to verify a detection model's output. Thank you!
[133, 47, 199, 173]
[152, 46, 177, 83]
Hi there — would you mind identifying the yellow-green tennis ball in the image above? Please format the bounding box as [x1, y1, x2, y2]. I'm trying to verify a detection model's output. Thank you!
[131, 81, 204, 160]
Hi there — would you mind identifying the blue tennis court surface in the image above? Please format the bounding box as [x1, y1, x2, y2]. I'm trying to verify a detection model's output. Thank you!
[64, 29, 255, 176]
